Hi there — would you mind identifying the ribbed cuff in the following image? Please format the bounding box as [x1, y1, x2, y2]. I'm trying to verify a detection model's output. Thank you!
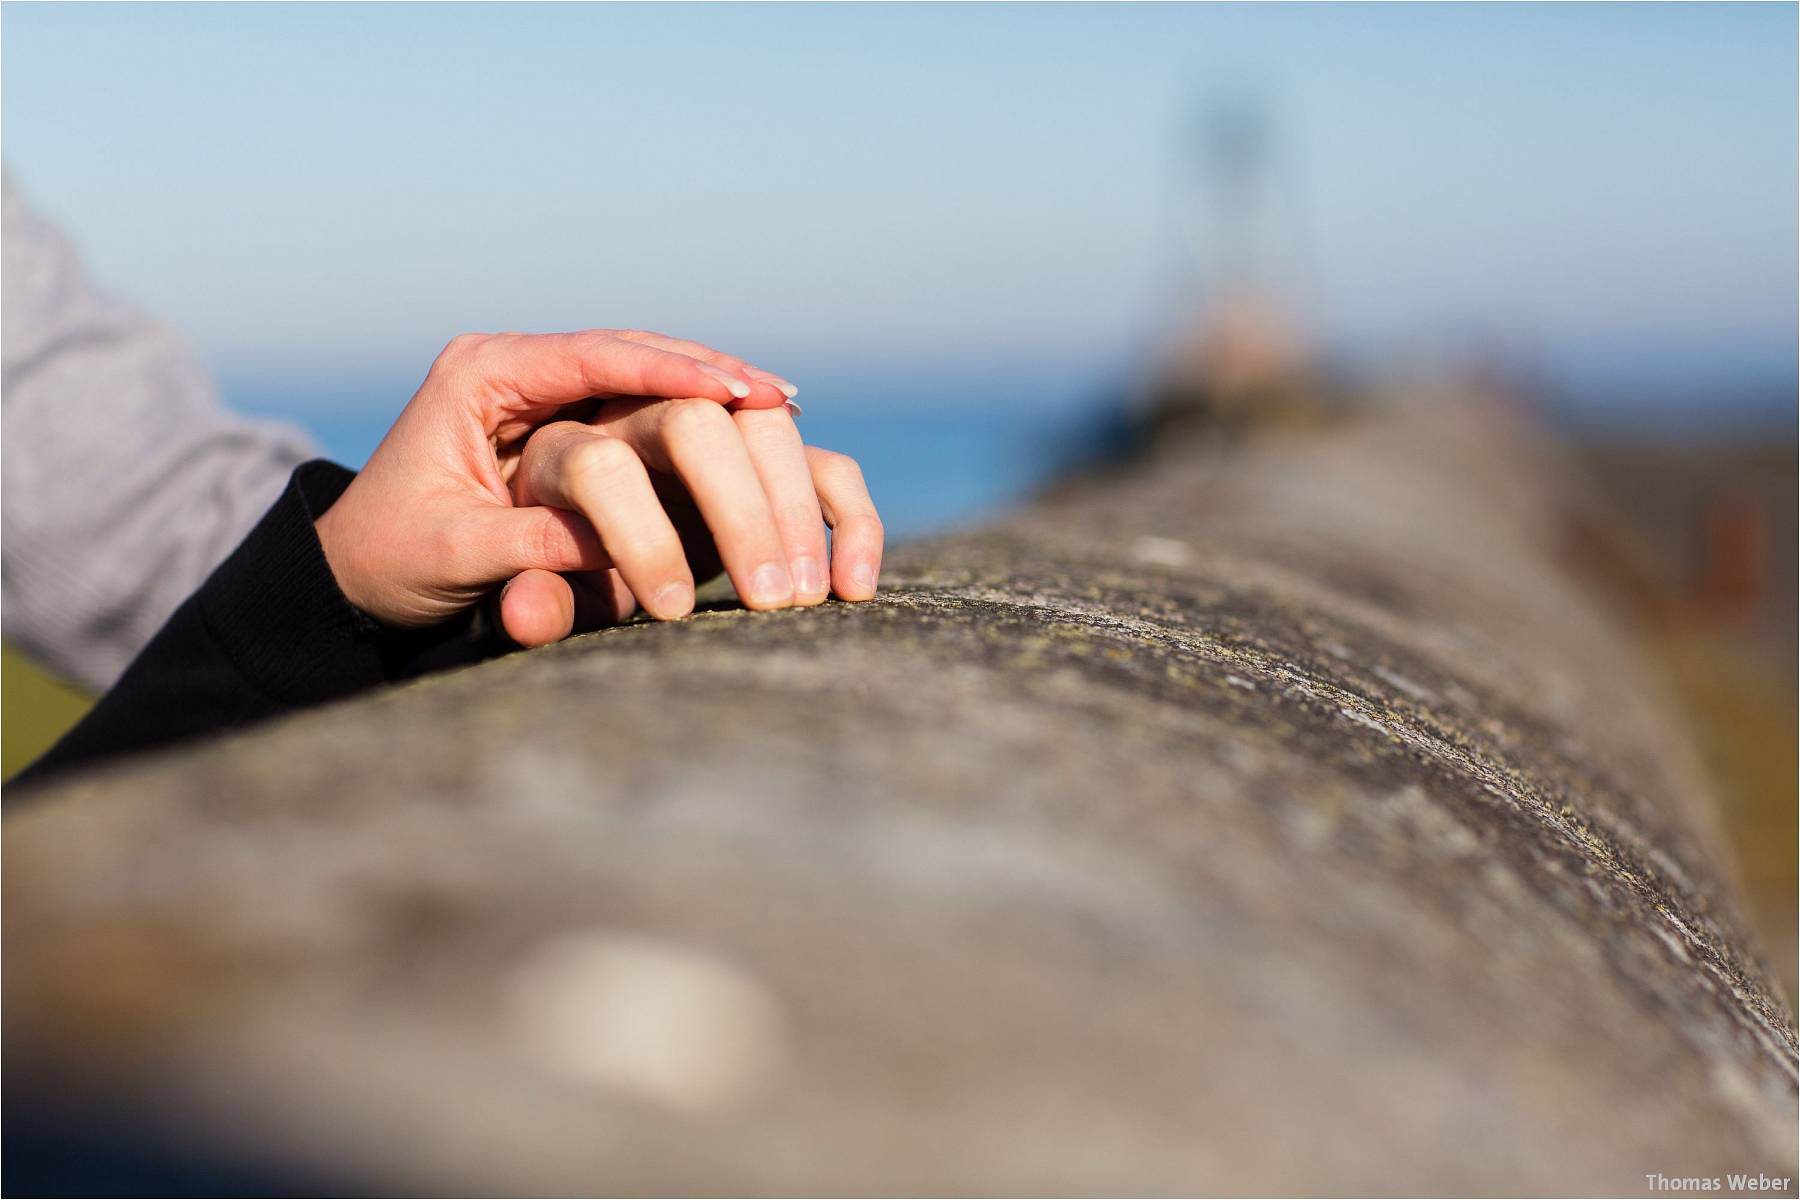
[197, 460, 388, 707]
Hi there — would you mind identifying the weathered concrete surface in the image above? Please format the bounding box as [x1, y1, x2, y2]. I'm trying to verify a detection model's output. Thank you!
[6, 392, 1796, 1195]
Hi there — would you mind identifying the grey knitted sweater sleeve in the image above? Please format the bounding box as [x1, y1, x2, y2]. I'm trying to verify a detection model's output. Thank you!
[2, 175, 320, 692]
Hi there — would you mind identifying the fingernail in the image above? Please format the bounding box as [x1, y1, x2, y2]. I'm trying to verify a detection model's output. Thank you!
[747, 562, 793, 607]
[699, 363, 751, 399]
[791, 555, 825, 597]
[852, 561, 878, 595]
[749, 368, 799, 399]
[784, 400, 804, 418]
[652, 580, 694, 620]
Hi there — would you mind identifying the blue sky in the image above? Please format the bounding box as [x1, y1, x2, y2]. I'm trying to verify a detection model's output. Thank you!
[4, 2, 1795, 420]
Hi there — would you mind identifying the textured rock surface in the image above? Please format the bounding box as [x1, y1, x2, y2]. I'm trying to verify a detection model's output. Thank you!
[7, 394, 1796, 1195]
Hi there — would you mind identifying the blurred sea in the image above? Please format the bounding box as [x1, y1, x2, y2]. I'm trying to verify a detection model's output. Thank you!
[228, 364, 1795, 542]
[230, 371, 1120, 541]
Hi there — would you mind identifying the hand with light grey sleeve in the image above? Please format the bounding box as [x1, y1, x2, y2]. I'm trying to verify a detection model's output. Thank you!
[1, 173, 318, 692]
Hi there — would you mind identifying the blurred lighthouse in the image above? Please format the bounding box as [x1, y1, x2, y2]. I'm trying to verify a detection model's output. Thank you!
[1152, 86, 1316, 424]
[1191, 89, 1277, 293]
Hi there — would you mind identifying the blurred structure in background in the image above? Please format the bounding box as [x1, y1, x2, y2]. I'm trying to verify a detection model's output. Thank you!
[1149, 88, 1319, 432]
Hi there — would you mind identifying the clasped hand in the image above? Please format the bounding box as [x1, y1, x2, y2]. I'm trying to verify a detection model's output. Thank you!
[314, 329, 883, 646]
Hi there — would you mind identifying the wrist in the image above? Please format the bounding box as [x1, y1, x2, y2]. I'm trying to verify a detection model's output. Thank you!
[313, 494, 380, 622]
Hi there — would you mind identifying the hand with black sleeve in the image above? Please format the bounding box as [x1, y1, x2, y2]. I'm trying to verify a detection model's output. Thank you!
[13, 330, 882, 790]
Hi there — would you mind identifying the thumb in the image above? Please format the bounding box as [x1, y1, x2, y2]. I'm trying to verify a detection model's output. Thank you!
[496, 569, 578, 648]
[462, 503, 611, 582]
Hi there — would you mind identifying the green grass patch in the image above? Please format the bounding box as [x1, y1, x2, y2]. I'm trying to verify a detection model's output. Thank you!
[3, 643, 93, 780]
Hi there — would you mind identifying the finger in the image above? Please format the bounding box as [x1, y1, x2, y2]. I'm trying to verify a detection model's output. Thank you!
[654, 399, 793, 610]
[444, 330, 769, 424]
[808, 446, 884, 601]
[500, 569, 576, 648]
[616, 329, 799, 399]
[515, 421, 695, 621]
[734, 406, 831, 605]
[612, 329, 797, 408]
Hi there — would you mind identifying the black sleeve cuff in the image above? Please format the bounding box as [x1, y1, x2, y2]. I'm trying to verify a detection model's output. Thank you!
[9, 460, 397, 793]
[196, 459, 388, 707]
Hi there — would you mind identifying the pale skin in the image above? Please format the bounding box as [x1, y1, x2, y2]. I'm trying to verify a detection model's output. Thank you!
[314, 329, 884, 646]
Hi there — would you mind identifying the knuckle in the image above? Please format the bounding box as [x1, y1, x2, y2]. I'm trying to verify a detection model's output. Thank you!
[815, 448, 865, 482]
[432, 332, 499, 387]
[522, 512, 572, 570]
[440, 332, 486, 364]
[843, 504, 883, 537]
[475, 331, 522, 365]
[660, 396, 728, 440]
[565, 436, 639, 490]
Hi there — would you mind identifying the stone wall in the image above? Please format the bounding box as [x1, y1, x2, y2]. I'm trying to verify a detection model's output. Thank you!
[7, 392, 1795, 1195]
